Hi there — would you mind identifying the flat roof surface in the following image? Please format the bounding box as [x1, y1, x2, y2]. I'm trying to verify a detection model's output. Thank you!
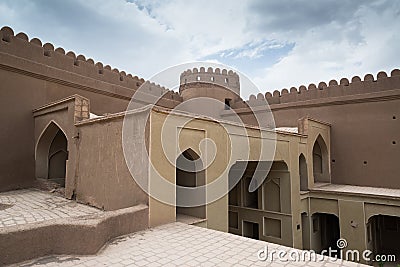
[0, 189, 102, 228]
[18, 222, 367, 267]
[313, 183, 400, 199]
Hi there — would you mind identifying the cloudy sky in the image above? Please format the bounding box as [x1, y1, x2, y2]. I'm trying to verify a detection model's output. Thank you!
[0, 0, 399, 98]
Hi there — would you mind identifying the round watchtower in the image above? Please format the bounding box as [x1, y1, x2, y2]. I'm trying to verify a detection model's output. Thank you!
[179, 67, 241, 106]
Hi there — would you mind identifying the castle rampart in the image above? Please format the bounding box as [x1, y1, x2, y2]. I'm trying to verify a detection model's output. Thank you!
[0, 26, 182, 105]
[245, 69, 400, 106]
[180, 67, 240, 95]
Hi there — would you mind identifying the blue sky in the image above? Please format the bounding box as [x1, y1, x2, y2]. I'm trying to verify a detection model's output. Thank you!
[0, 0, 399, 98]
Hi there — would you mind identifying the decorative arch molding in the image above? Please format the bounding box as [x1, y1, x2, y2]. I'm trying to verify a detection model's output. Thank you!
[35, 120, 68, 158]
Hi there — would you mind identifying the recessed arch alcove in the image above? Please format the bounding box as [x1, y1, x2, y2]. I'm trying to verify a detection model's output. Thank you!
[175, 148, 206, 220]
[312, 135, 329, 183]
[35, 121, 68, 186]
[299, 153, 308, 191]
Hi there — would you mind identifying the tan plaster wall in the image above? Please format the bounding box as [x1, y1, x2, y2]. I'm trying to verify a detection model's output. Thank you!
[148, 110, 230, 230]
[338, 200, 367, 259]
[271, 97, 399, 188]
[75, 114, 148, 210]
[310, 198, 339, 216]
[33, 96, 83, 198]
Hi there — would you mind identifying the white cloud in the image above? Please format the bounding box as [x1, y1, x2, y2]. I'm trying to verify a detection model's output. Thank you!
[252, 1, 400, 92]
[0, 0, 399, 99]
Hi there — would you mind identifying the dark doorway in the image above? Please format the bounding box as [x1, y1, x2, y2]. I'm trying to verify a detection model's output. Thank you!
[367, 215, 400, 262]
[243, 221, 259, 240]
[312, 213, 340, 258]
[176, 149, 206, 220]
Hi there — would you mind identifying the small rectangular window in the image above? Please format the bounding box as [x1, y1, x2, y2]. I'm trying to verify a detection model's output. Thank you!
[225, 98, 231, 110]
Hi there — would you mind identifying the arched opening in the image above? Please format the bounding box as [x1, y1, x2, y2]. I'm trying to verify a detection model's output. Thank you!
[299, 153, 308, 191]
[35, 122, 68, 187]
[264, 179, 280, 212]
[312, 135, 329, 183]
[311, 213, 340, 258]
[367, 215, 400, 261]
[175, 149, 206, 221]
[228, 161, 290, 243]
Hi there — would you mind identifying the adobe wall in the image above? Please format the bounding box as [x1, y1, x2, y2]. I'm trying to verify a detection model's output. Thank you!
[0, 26, 181, 191]
[240, 69, 400, 189]
[74, 111, 149, 210]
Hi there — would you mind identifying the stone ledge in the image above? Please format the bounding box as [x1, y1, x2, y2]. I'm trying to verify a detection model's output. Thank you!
[0, 204, 148, 265]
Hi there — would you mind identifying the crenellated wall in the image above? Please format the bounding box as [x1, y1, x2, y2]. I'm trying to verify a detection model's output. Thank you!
[0, 26, 182, 106]
[245, 69, 400, 106]
[238, 70, 400, 189]
[0, 26, 145, 90]
[0, 26, 182, 192]
[180, 67, 240, 95]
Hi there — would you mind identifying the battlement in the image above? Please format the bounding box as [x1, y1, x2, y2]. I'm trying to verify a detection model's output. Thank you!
[180, 67, 240, 94]
[0, 26, 183, 104]
[245, 69, 400, 106]
[0, 26, 146, 90]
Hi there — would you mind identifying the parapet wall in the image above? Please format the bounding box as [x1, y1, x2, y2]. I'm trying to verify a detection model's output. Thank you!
[245, 69, 400, 106]
[0, 26, 145, 90]
[180, 67, 240, 95]
[0, 26, 182, 103]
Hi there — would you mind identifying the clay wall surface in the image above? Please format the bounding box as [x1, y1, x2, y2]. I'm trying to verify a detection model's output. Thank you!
[74, 111, 149, 211]
[0, 26, 180, 191]
[238, 70, 400, 188]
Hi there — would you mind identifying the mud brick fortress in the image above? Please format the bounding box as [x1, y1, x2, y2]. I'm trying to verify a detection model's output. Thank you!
[1, 25, 400, 265]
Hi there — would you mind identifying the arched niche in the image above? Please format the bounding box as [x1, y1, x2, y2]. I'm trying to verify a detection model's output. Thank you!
[299, 153, 308, 191]
[35, 121, 68, 186]
[175, 148, 206, 219]
[312, 135, 329, 183]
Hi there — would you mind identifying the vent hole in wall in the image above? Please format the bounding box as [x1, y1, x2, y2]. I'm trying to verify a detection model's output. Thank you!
[2, 36, 10, 42]
[332, 159, 336, 163]
[363, 161, 368, 165]
[393, 141, 397, 145]
[393, 115, 396, 120]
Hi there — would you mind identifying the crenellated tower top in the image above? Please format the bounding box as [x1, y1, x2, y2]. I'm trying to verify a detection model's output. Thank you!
[180, 67, 240, 95]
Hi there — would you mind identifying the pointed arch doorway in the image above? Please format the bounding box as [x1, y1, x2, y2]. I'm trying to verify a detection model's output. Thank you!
[35, 122, 68, 187]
